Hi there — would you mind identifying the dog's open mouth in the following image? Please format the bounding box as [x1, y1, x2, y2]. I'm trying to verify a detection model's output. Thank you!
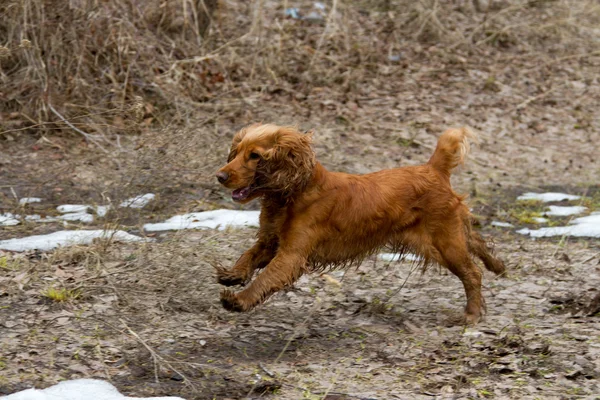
[232, 186, 255, 202]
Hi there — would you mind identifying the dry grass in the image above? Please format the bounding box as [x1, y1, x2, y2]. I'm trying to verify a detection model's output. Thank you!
[1, 0, 598, 147]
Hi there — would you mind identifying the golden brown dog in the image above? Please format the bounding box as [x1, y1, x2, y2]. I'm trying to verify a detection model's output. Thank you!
[215, 124, 505, 324]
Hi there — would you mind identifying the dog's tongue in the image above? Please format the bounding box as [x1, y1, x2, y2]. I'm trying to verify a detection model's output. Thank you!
[232, 187, 251, 201]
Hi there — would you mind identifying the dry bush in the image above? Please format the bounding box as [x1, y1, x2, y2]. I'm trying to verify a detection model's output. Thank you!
[0, 0, 598, 147]
[0, 0, 219, 141]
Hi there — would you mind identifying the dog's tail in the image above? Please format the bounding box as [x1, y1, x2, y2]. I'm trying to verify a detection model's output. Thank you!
[427, 127, 476, 177]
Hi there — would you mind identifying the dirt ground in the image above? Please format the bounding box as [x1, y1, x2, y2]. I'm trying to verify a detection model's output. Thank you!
[1, 0, 600, 399]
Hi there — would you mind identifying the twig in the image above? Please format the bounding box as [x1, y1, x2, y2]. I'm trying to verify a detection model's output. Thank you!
[246, 299, 323, 397]
[448, 3, 525, 50]
[384, 259, 421, 304]
[309, 0, 339, 70]
[169, 11, 262, 71]
[259, 362, 275, 378]
[120, 319, 197, 390]
[474, 22, 526, 47]
[95, 337, 114, 383]
[580, 254, 598, 265]
[282, 382, 384, 400]
[0, 114, 112, 136]
[504, 83, 564, 115]
[320, 369, 340, 400]
[47, 103, 110, 153]
[522, 50, 600, 74]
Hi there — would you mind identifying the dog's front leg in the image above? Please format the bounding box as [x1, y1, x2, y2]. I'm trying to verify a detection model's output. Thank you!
[220, 250, 306, 312]
[216, 241, 277, 286]
[216, 201, 284, 286]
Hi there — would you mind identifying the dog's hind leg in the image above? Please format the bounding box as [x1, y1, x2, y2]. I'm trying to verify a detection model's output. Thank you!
[467, 229, 506, 276]
[432, 227, 486, 325]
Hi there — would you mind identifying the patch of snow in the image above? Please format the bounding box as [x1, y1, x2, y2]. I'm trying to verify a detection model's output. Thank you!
[95, 205, 111, 217]
[544, 205, 587, 217]
[491, 221, 514, 228]
[0, 213, 20, 226]
[533, 217, 548, 224]
[377, 253, 422, 262]
[119, 193, 155, 209]
[19, 197, 42, 205]
[517, 212, 600, 238]
[57, 204, 110, 218]
[314, 2, 326, 10]
[59, 212, 94, 223]
[1, 378, 185, 400]
[144, 209, 260, 232]
[304, 11, 323, 21]
[24, 215, 58, 223]
[0, 230, 150, 252]
[517, 192, 581, 202]
[57, 204, 90, 214]
[284, 7, 300, 19]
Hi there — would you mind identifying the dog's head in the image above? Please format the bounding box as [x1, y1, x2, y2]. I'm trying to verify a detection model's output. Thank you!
[216, 124, 316, 203]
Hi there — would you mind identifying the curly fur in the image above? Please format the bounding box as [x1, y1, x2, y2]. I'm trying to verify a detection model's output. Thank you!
[215, 124, 505, 325]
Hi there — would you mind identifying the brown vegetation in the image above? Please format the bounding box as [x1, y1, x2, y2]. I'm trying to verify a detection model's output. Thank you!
[2, 0, 598, 143]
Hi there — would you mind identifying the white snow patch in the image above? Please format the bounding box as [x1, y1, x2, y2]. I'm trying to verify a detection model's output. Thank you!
[533, 217, 548, 224]
[491, 221, 514, 228]
[95, 205, 111, 217]
[0, 213, 20, 226]
[57, 204, 90, 214]
[544, 205, 587, 217]
[19, 197, 42, 205]
[144, 209, 260, 231]
[1, 378, 185, 400]
[55, 206, 95, 222]
[0, 230, 150, 252]
[59, 212, 94, 223]
[120, 193, 155, 209]
[377, 253, 422, 262]
[24, 215, 58, 223]
[517, 192, 581, 202]
[517, 212, 600, 238]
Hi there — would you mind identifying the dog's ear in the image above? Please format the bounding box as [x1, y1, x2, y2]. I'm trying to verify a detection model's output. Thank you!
[262, 127, 313, 164]
[260, 127, 316, 196]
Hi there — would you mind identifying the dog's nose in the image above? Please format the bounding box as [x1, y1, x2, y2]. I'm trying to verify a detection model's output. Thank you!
[216, 171, 229, 184]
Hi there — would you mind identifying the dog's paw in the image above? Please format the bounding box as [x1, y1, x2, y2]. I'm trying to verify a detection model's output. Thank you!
[215, 267, 246, 287]
[463, 312, 482, 326]
[442, 312, 481, 327]
[220, 290, 247, 312]
[488, 258, 507, 276]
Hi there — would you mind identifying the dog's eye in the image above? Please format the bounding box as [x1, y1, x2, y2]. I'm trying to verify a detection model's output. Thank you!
[249, 152, 260, 160]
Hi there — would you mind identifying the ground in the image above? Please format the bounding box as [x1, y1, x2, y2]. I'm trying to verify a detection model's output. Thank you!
[1, 0, 600, 399]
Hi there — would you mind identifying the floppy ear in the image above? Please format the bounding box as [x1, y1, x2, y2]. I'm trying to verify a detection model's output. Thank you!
[260, 127, 316, 197]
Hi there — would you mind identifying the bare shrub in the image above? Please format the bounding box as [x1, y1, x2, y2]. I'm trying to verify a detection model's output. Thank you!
[0, 0, 597, 146]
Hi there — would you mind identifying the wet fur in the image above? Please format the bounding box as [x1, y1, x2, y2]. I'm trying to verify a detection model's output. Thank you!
[216, 124, 505, 324]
